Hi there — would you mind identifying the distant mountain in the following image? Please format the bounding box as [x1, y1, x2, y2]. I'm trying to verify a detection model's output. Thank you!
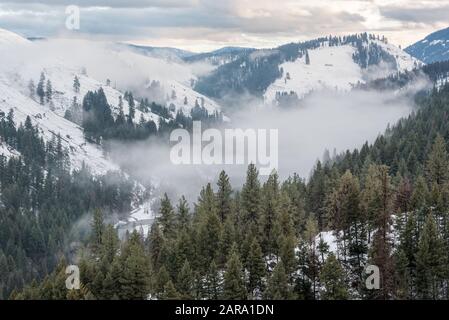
[126, 44, 196, 60]
[193, 33, 420, 105]
[184, 46, 256, 66]
[406, 27, 449, 64]
[0, 28, 222, 174]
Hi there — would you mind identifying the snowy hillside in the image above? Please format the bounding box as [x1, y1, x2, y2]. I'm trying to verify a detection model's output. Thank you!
[0, 28, 29, 46]
[163, 79, 221, 115]
[0, 28, 160, 174]
[265, 39, 420, 104]
[0, 75, 118, 174]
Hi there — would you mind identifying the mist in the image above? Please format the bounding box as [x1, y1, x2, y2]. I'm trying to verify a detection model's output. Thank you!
[108, 83, 428, 201]
[0, 34, 429, 202]
[0, 37, 214, 102]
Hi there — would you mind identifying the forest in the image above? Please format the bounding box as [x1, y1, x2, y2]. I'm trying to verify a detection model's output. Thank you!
[9, 84, 449, 300]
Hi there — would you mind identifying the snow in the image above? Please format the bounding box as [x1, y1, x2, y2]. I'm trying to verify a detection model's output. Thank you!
[0, 28, 30, 46]
[264, 40, 420, 104]
[116, 198, 158, 239]
[0, 75, 119, 175]
[42, 65, 162, 126]
[430, 40, 443, 46]
[373, 40, 421, 72]
[0, 141, 20, 159]
[163, 79, 220, 115]
[317, 231, 339, 255]
[265, 45, 362, 103]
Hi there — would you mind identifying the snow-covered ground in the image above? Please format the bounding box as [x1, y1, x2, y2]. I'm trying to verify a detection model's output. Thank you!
[265, 45, 362, 103]
[0, 141, 20, 159]
[0, 28, 29, 46]
[264, 40, 420, 104]
[0, 75, 118, 174]
[163, 79, 220, 115]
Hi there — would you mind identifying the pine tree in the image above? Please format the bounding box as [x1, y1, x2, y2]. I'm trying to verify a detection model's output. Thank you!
[222, 244, 247, 300]
[28, 80, 35, 99]
[117, 232, 151, 300]
[46, 79, 53, 103]
[216, 170, 232, 223]
[264, 261, 293, 299]
[247, 238, 266, 297]
[127, 92, 135, 124]
[279, 233, 297, 283]
[91, 208, 105, 251]
[396, 212, 419, 298]
[411, 175, 429, 212]
[204, 260, 221, 299]
[148, 223, 165, 271]
[37, 72, 46, 105]
[303, 215, 320, 299]
[328, 171, 367, 283]
[416, 214, 446, 299]
[261, 171, 281, 256]
[162, 280, 180, 300]
[158, 193, 176, 237]
[196, 206, 222, 272]
[426, 134, 449, 186]
[366, 165, 395, 299]
[177, 259, 194, 299]
[100, 224, 119, 264]
[73, 76, 80, 93]
[319, 253, 348, 300]
[176, 196, 190, 230]
[241, 164, 261, 227]
[305, 50, 310, 65]
[220, 217, 236, 265]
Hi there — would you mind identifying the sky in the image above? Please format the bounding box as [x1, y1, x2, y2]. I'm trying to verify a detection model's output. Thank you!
[0, 0, 448, 52]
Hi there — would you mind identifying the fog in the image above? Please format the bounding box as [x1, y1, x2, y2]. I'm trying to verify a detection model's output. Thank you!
[0, 34, 430, 201]
[0, 36, 214, 102]
[108, 84, 428, 201]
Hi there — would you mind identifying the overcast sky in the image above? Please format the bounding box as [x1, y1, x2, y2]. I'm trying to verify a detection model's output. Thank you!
[0, 0, 448, 52]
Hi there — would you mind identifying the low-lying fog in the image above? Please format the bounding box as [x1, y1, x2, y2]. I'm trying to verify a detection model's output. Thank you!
[109, 86, 425, 201]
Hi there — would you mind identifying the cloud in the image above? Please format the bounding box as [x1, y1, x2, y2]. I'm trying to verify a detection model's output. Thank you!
[1, 0, 198, 9]
[0, 0, 448, 50]
[380, 4, 449, 24]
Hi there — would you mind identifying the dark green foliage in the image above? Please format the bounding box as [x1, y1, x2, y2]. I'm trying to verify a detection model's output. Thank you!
[0, 111, 137, 298]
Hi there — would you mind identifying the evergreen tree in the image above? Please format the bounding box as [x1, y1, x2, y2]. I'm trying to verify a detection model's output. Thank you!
[28, 80, 35, 99]
[204, 260, 221, 299]
[247, 238, 266, 297]
[176, 196, 191, 230]
[264, 261, 292, 299]
[319, 253, 348, 300]
[216, 170, 232, 223]
[241, 164, 261, 227]
[117, 232, 151, 300]
[162, 280, 180, 300]
[46, 79, 53, 103]
[366, 165, 395, 299]
[416, 214, 446, 299]
[158, 193, 176, 237]
[91, 208, 105, 251]
[73, 76, 81, 93]
[426, 134, 449, 187]
[222, 244, 247, 300]
[37, 72, 46, 105]
[177, 260, 194, 299]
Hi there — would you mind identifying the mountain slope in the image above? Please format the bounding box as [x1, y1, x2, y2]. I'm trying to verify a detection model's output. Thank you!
[194, 34, 420, 104]
[406, 27, 449, 64]
[0, 74, 119, 174]
[266, 39, 419, 104]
